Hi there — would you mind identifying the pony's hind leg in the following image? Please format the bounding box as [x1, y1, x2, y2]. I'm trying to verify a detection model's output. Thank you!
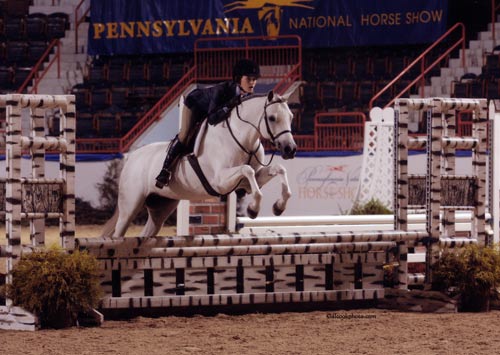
[139, 195, 179, 237]
[255, 163, 291, 216]
[114, 212, 135, 238]
[101, 208, 119, 238]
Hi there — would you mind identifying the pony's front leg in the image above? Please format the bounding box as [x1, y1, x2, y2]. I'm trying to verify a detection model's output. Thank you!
[255, 163, 291, 216]
[217, 165, 262, 219]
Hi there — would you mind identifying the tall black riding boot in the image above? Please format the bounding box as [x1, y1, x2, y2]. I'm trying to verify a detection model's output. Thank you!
[155, 136, 185, 188]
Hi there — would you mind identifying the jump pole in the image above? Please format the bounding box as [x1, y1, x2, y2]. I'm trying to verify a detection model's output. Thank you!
[490, 100, 500, 244]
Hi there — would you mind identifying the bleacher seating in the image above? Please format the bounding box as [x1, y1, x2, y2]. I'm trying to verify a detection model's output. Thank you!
[298, 45, 431, 129]
[76, 110, 97, 138]
[449, 50, 500, 101]
[63, 11, 496, 143]
[0, 2, 68, 95]
[46, 12, 69, 39]
[71, 53, 193, 138]
[26, 13, 47, 40]
[119, 111, 141, 135]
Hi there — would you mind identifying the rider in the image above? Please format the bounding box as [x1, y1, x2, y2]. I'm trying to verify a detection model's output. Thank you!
[155, 58, 261, 188]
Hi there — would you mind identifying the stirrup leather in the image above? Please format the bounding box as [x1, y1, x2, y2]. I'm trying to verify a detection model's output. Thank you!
[155, 169, 172, 188]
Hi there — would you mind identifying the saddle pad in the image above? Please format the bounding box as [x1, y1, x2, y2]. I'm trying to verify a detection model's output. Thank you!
[193, 119, 208, 157]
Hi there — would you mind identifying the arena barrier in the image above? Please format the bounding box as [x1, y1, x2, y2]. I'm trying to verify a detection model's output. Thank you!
[0, 96, 492, 330]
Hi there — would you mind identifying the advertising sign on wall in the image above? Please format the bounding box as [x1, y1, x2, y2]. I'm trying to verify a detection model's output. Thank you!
[88, 0, 448, 55]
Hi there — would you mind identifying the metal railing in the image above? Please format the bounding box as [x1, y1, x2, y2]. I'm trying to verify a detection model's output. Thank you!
[369, 22, 466, 109]
[17, 39, 61, 94]
[120, 66, 197, 152]
[292, 134, 316, 151]
[274, 62, 302, 95]
[195, 35, 301, 81]
[76, 138, 121, 154]
[262, 112, 365, 153]
[74, 0, 91, 54]
[314, 112, 365, 151]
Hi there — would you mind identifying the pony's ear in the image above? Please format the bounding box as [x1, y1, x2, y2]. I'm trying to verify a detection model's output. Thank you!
[267, 90, 274, 102]
[282, 92, 291, 101]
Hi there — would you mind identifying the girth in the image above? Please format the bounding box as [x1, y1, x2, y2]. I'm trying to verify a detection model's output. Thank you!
[187, 154, 223, 198]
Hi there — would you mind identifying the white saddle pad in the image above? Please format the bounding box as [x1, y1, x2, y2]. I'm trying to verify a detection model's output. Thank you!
[193, 119, 208, 157]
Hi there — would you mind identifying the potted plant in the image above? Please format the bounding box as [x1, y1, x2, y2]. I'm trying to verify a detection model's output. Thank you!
[431, 244, 500, 312]
[2, 247, 102, 328]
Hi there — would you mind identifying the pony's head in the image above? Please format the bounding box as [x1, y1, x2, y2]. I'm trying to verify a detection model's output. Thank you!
[262, 91, 297, 159]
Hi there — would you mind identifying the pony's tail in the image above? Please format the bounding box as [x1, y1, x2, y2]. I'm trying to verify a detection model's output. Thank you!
[100, 156, 126, 239]
[101, 207, 119, 238]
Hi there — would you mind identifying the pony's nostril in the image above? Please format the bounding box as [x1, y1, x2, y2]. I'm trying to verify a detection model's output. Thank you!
[282, 145, 296, 159]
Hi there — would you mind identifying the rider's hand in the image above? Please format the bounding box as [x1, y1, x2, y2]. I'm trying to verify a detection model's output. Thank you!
[227, 95, 241, 108]
[208, 107, 231, 125]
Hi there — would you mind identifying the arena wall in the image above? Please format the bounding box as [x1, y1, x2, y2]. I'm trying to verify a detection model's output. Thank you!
[0, 152, 477, 215]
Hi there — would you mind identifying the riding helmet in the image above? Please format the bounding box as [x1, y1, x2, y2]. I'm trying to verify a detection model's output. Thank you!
[233, 59, 260, 82]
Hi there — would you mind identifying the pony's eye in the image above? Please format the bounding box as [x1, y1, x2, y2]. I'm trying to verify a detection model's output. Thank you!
[269, 115, 276, 122]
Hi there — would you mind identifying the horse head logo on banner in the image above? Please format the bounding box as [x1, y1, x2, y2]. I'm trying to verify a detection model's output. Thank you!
[224, 0, 314, 37]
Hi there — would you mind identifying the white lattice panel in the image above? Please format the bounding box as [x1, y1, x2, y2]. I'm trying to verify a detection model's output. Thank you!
[354, 107, 395, 210]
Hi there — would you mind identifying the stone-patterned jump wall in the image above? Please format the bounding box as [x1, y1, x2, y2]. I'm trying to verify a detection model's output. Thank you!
[77, 232, 422, 310]
[77, 230, 478, 312]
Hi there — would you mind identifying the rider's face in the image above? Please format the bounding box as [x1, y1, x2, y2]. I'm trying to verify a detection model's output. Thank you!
[240, 75, 258, 94]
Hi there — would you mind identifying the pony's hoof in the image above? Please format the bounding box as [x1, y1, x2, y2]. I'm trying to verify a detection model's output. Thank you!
[247, 206, 258, 219]
[273, 202, 284, 216]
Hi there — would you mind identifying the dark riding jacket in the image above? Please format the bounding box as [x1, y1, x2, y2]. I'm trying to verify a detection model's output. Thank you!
[184, 81, 241, 125]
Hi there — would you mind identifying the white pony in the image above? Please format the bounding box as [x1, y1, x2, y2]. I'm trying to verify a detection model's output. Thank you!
[103, 90, 297, 238]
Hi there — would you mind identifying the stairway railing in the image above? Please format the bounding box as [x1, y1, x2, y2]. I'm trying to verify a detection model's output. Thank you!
[74, 0, 91, 54]
[17, 39, 61, 94]
[274, 63, 302, 95]
[369, 22, 466, 109]
[120, 66, 197, 152]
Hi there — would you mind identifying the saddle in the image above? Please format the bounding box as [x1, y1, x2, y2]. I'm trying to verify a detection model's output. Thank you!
[172, 96, 227, 197]
[165, 119, 206, 183]
[189, 119, 208, 157]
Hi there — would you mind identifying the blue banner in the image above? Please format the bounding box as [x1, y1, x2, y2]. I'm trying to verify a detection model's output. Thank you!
[88, 0, 448, 55]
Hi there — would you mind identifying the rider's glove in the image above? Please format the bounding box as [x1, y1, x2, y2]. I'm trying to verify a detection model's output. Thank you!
[227, 95, 241, 108]
[208, 106, 231, 125]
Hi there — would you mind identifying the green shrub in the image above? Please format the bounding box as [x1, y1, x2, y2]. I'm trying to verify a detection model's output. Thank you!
[350, 198, 392, 215]
[3, 247, 102, 328]
[432, 244, 500, 312]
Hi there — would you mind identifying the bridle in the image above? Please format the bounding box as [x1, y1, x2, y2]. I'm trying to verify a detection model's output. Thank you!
[227, 96, 291, 166]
